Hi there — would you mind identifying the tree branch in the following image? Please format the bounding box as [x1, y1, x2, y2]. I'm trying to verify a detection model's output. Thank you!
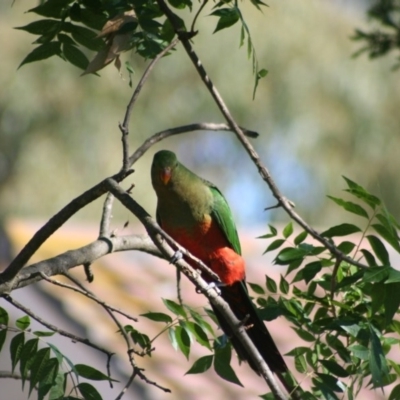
[0, 170, 133, 288]
[0, 234, 161, 295]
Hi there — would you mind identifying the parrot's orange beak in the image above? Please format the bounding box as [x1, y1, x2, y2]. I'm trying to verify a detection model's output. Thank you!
[160, 167, 171, 185]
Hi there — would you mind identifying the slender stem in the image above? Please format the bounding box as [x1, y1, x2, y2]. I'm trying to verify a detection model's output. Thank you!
[3, 295, 114, 359]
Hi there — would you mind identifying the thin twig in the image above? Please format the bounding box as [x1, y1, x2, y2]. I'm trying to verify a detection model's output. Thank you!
[59, 273, 169, 394]
[190, 0, 208, 33]
[119, 37, 180, 172]
[3, 295, 114, 360]
[128, 122, 257, 167]
[0, 371, 23, 380]
[40, 272, 138, 323]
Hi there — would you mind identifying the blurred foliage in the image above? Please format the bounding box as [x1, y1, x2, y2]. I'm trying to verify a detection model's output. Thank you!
[1, 0, 400, 229]
[353, 0, 400, 68]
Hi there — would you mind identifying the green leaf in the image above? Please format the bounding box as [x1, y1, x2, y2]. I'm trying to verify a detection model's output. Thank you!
[75, 364, 116, 381]
[175, 325, 191, 359]
[62, 43, 89, 70]
[211, 8, 240, 33]
[15, 19, 61, 35]
[10, 332, 25, 373]
[185, 355, 213, 374]
[286, 258, 303, 275]
[0, 330, 6, 354]
[33, 331, 56, 337]
[257, 68, 268, 78]
[263, 238, 285, 254]
[168, 0, 192, 10]
[361, 249, 377, 266]
[79, 8, 107, 30]
[214, 344, 242, 386]
[319, 359, 349, 377]
[19, 338, 38, 388]
[369, 325, 389, 387]
[389, 383, 400, 400]
[327, 196, 369, 218]
[363, 266, 390, 283]
[37, 358, 59, 400]
[372, 223, 400, 253]
[294, 353, 308, 373]
[257, 224, 277, 239]
[126, 326, 150, 350]
[315, 372, 344, 393]
[168, 327, 178, 351]
[163, 298, 187, 318]
[276, 247, 307, 264]
[29, 0, 74, 18]
[16, 315, 30, 331]
[293, 261, 322, 284]
[282, 221, 293, 238]
[293, 327, 315, 342]
[327, 335, 351, 362]
[0, 307, 8, 325]
[265, 275, 277, 293]
[386, 267, 400, 283]
[343, 176, 381, 209]
[370, 283, 386, 314]
[185, 321, 211, 349]
[65, 24, 104, 51]
[140, 312, 173, 323]
[348, 344, 369, 360]
[77, 382, 102, 400]
[366, 235, 390, 265]
[18, 42, 61, 68]
[188, 308, 215, 336]
[248, 282, 265, 295]
[279, 275, 289, 295]
[337, 241, 356, 255]
[294, 231, 308, 245]
[29, 347, 51, 396]
[384, 283, 400, 325]
[48, 372, 65, 400]
[321, 223, 361, 238]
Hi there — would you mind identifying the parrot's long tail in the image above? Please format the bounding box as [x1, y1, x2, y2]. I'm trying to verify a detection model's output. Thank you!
[211, 280, 300, 397]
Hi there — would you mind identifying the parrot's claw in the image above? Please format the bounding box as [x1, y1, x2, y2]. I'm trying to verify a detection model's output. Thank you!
[170, 250, 183, 264]
[199, 281, 225, 295]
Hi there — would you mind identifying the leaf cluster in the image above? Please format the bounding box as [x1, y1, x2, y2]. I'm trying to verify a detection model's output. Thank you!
[16, 0, 178, 70]
[0, 308, 116, 400]
[17, 0, 268, 92]
[256, 177, 400, 399]
[138, 298, 245, 386]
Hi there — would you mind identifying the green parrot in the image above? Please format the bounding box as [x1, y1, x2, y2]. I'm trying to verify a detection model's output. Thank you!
[151, 150, 290, 383]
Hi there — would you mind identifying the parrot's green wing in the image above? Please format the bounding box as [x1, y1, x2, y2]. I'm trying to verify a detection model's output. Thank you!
[207, 183, 242, 256]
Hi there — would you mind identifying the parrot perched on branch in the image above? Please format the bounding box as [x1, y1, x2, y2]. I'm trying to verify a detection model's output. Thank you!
[151, 150, 290, 382]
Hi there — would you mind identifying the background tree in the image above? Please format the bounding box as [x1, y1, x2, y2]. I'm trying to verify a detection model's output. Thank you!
[1, 0, 400, 399]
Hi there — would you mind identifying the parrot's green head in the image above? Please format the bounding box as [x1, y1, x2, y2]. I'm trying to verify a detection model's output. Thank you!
[151, 150, 179, 189]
